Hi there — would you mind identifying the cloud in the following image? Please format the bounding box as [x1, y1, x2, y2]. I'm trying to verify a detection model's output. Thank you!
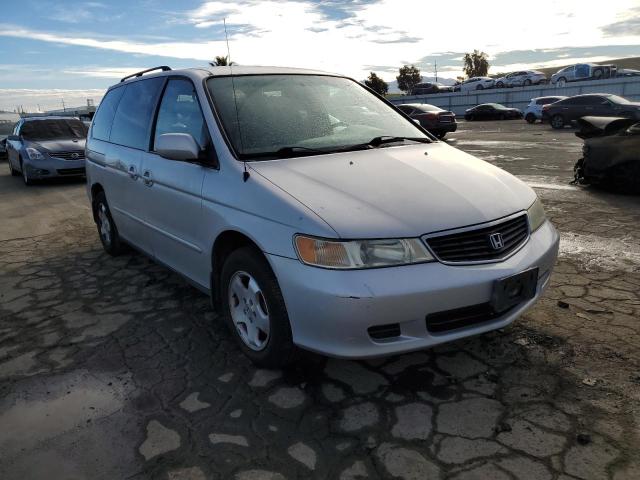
[1, 0, 640, 87]
[0, 88, 105, 112]
[602, 6, 640, 36]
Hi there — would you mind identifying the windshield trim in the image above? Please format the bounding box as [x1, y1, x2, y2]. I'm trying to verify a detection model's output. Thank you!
[202, 73, 435, 162]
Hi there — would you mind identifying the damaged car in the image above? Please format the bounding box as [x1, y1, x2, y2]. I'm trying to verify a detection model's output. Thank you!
[573, 116, 640, 193]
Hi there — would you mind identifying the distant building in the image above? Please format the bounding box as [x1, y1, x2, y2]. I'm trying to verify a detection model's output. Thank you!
[41, 104, 96, 121]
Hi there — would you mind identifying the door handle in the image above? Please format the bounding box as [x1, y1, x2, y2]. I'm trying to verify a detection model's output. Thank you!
[128, 165, 138, 180]
[142, 170, 153, 187]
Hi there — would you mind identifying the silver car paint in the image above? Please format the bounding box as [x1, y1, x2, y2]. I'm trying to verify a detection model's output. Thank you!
[86, 67, 559, 358]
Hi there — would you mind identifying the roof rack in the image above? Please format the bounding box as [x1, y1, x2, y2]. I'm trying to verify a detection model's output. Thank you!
[120, 66, 171, 83]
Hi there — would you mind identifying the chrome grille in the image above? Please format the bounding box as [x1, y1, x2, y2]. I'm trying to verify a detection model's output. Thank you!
[50, 150, 85, 161]
[425, 213, 529, 263]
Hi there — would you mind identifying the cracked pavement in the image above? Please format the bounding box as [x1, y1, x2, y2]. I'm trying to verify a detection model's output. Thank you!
[1, 121, 639, 479]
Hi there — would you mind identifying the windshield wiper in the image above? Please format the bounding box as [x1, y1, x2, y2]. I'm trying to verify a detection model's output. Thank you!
[366, 136, 431, 147]
[275, 146, 328, 157]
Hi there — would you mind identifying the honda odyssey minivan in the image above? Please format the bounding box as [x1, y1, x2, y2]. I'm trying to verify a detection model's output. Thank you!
[86, 66, 559, 367]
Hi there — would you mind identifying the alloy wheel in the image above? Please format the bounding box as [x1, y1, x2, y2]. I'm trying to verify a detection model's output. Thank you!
[228, 271, 270, 351]
[97, 203, 112, 247]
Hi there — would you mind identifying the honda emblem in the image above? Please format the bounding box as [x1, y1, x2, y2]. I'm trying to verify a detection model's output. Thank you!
[489, 233, 504, 250]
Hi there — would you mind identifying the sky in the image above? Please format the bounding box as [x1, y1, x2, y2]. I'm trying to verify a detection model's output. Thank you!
[0, 0, 639, 111]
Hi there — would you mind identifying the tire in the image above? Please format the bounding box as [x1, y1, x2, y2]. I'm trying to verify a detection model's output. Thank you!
[593, 69, 603, 80]
[476, 84, 484, 90]
[93, 191, 125, 256]
[496, 82, 504, 88]
[434, 131, 447, 139]
[221, 246, 297, 368]
[499, 113, 506, 120]
[557, 77, 567, 87]
[523, 79, 532, 86]
[551, 114, 565, 129]
[525, 113, 537, 124]
[21, 160, 33, 185]
[8, 158, 18, 176]
[466, 114, 474, 121]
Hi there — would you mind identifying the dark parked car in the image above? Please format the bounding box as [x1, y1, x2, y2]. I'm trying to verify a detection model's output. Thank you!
[0, 118, 17, 160]
[6, 116, 88, 185]
[397, 103, 457, 139]
[573, 116, 640, 193]
[543, 94, 640, 129]
[464, 104, 523, 121]
[410, 82, 453, 95]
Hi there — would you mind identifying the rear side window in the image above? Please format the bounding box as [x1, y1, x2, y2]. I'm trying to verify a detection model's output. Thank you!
[92, 86, 125, 141]
[153, 78, 211, 150]
[536, 98, 557, 105]
[110, 78, 164, 150]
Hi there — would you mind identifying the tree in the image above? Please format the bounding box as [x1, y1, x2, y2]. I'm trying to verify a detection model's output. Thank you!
[210, 55, 235, 66]
[364, 72, 389, 95]
[463, 50, 489, 78]
[396, 65, 422, 94]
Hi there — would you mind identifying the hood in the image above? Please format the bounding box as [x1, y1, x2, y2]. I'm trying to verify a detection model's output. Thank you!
[26, 138, 86, 152]
[249, 143, 536, 238]
[576, 116, 636, 139]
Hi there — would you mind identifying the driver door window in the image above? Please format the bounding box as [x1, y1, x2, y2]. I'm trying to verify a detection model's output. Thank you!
[153, 78, 211, 159]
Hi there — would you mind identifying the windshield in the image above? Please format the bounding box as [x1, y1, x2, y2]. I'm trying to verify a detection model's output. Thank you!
[207, 74, 428, 159]
[21, 119, 87, 141]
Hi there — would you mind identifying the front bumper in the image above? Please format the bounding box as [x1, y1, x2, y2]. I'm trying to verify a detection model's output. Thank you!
[269, 220, 559, 358]
[23, 156, 86, 179]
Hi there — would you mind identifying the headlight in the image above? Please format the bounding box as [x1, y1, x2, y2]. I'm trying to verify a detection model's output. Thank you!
[294, 235, 434, 269]
[527, 197, 546, 232]
[26, 147, 45, 160]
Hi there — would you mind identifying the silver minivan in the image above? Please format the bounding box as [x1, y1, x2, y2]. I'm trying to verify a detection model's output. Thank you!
[86, 66, 559, 367]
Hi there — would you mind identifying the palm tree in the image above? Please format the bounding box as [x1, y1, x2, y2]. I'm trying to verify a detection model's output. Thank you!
[210, 55, 235, 67]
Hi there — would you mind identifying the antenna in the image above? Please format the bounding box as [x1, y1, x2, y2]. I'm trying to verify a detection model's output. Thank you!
[223, 18, 249, 182]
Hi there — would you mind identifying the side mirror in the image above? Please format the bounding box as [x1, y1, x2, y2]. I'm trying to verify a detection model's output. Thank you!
[155, 133, 200, 161]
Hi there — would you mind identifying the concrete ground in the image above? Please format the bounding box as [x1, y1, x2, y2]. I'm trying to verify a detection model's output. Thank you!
[0, 120, 639, 480]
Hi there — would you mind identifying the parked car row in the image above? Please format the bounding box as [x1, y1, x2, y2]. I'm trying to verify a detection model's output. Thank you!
[410, 63, 637, 97]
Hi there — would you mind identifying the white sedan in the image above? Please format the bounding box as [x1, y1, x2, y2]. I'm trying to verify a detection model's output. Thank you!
[455, 77, 495, 92]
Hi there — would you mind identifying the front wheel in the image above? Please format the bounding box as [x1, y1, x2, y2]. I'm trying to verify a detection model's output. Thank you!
[8, 158, 18, 176]
[476, 84, 484, 90]
[434, 131, 447, 139]
[551, 114, 566, 129]
[557, 77, 567, 87]
[523, 79, 532, 86]
[525, 113, 537, 124]
[221, 247, 297, 368]
[93, 191, 125, 256]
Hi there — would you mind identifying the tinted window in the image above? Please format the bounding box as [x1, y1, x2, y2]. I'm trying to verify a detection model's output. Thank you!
[92, 86, 125, 141]
[581, 96, 605, 105]
[397, 106, 414, 114]
[21, 119, 87, 140]
[536, 98, 558, 105]
[415, 104, 442, 112]
[154, 78, 211, 150]
[563, 97, 584, 105]
[110, 78, 164, 150]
